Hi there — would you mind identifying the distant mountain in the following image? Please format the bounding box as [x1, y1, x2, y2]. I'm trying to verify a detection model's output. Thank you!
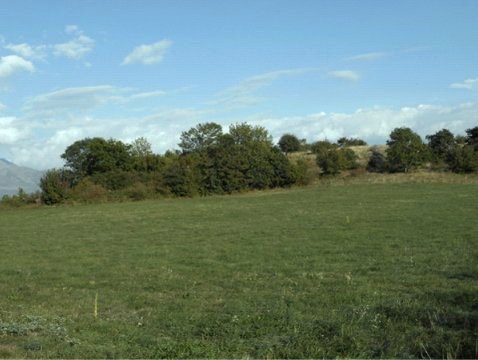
[0, 159, 44, 196]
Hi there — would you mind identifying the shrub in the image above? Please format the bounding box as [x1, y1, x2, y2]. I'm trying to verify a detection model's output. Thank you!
[69, 179, 108, 203]
[40, 169, 73, 205]
[367, 148, 388, 173]
[447, 145, 478, 173]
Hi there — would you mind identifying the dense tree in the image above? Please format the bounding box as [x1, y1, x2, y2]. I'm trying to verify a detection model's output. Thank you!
[178, 122, 223, 153]
[465, 126, 478, 149]
[448, 145, 478, 173]
[61, 137, 132, 180]
[386, 128, 428, 172]
[278, 134, 301, 154]
[426, 129, 456, 164]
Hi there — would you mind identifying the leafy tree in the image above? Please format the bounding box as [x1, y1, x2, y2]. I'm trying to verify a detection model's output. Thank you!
[228, 123, 272, 146]
[426, 129, 456, 164]
[386, 127, 428, 172]
[179, 122, 223, 153]
[61, 137, 132, 180]
[278, 134, 301, 154]
[130, 137, 153, 157]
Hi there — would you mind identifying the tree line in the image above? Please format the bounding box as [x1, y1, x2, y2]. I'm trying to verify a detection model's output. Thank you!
[39, 123, 306, 205]
[1, 123, 477, 206]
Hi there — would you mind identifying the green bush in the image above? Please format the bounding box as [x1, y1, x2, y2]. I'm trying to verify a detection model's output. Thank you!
[40, 169, 73, 205]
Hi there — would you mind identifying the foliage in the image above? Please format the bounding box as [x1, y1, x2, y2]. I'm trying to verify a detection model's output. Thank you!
[337, 137, 367, 147]
[61, 137, 132, 179]
[366, 148, 388, 173]
[447, 145, 478, 173]
[426, 128, 457, 165]
[316, 147, 358, 175]
[0, 188, 41, 207]
[178, 122, 223, 153]
[278, 134, 301, 154]
[228, 123, 273, 146]
[386, 127, 428, 172]
[310, 140, 336, 154]
[465, 126, 478, 149]
[39, 169, 73, 205]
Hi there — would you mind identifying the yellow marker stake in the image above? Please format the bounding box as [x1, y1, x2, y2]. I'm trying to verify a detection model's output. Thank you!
[94, 292, 98, 319]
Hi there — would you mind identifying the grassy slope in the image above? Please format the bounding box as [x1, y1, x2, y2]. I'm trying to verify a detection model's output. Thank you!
[1, 183, 477, 358]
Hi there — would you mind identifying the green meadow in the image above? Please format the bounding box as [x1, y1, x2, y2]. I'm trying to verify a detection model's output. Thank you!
[1, 183, 477, 358]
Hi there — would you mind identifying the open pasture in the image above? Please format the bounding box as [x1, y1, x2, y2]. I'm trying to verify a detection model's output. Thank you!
[0, 183, 477, 358]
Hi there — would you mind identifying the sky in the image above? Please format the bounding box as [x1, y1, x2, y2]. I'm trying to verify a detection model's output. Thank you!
[0, 0, 477, 169]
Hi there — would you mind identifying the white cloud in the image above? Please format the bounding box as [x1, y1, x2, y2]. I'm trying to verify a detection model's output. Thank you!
[450, 78, 478, 90]
[0, 102, 6, 112]
[212, 68, 319, 109]
[53, 35, 95, 59]
[129, 90, 167, 100]
[0, 117, 29, 144]
[4, 43, 47, 60]
[346, 52, 387, 61]
[65, 25, 81, 35]
[252, 102, 478, 145]
[329, 70, 360, 81]
[22, 85, 175, 120]
[0, 55, 34, 78]
[122, 39, 172, 65]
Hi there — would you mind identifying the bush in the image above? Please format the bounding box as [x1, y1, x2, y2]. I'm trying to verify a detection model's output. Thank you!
[447, 145, 478, 173]
[367, 148, 388, 173]
[69, 179, 108, 203]
[316, 148, 358, 175]
[40, 169, 73, 205]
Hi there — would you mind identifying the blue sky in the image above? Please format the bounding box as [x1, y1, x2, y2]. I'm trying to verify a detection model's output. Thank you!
[0, 0, 477, 169]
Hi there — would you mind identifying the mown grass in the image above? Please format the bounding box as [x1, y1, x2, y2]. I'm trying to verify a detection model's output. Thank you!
[1, 183, 477, 358]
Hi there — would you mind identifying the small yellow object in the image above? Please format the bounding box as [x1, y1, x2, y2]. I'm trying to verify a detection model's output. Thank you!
[94, 292, 98, 319]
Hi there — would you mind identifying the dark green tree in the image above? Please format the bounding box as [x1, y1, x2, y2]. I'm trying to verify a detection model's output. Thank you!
[465, 126, 478, 149]
[61, 137, 132, 179]
[426, 129, 456, 164]
[386, 128, 428, 172]
[337, 137, 368, 147]
[278, 134, 301, 154]
[448, 145, 478, 173]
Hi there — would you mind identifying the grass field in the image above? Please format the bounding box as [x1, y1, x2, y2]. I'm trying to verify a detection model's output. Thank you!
[1, 183, 477, 358]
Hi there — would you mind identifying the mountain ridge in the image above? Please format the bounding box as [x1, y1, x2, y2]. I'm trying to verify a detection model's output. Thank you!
[0, 159, 44, 196]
